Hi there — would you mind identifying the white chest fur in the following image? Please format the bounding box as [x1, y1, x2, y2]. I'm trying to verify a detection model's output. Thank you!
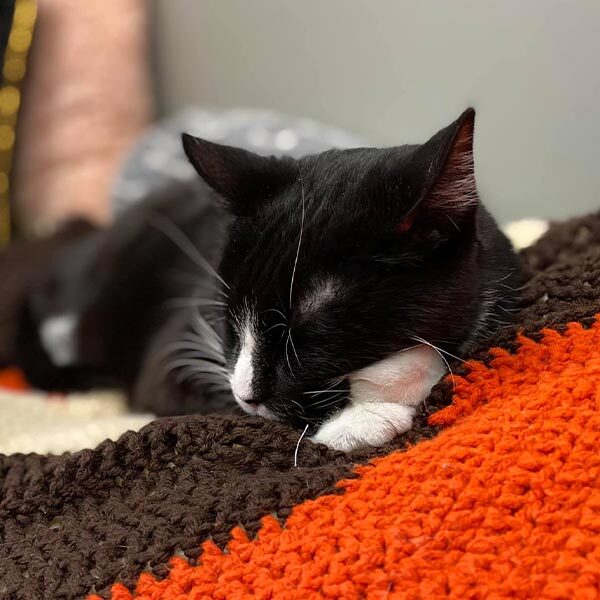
[312, 345, 446, 451]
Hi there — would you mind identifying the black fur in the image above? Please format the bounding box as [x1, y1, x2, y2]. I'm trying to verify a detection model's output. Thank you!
[15, 181, 236, 415]
[14, 109, 519, 427]
[182, 108, 520, 428]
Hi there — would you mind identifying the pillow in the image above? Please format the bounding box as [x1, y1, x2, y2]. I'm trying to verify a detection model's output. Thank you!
[11, 0, 153, 237]
[113, 107, 368, 212]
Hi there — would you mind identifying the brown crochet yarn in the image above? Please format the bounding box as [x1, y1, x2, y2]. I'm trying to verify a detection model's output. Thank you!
[1, 210, 600, 599]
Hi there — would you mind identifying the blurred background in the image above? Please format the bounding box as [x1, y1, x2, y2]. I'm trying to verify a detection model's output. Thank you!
[2, 0, 600, 243]
[154, 0, 600, 224]
[0, 0, 599, 452]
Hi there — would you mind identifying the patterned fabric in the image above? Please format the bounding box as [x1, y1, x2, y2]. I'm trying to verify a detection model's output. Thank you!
[1, 209, 600, 599]
[11, 0, 151, 236]
[112, 108, 368, 213]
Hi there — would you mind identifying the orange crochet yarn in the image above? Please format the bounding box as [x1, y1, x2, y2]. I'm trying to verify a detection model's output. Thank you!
[0, 367, 29, 391]
[91, 317, 600, 599]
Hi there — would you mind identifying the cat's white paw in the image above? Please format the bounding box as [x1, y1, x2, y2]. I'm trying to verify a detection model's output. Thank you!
[311, 403, 415, 452]
[311, 345, 446, 452]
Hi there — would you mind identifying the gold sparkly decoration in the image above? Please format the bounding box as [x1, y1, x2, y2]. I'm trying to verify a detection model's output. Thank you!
[0, 0, 36, 246]
[0, 124, 15, 150]
[8, 29, 31, 53]
[13, 1, 36, 27]
[0, 86, 20, 116]
[3, 57, 25, 81]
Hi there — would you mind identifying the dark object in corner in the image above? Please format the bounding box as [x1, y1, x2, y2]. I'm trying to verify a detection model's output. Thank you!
[0, 219, 98, 367]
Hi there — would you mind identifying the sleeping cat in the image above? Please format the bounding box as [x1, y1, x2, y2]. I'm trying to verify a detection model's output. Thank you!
[15, 108, 520, 451]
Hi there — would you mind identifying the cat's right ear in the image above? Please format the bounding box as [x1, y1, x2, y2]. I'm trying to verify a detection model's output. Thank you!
[182, 134, 296, 216]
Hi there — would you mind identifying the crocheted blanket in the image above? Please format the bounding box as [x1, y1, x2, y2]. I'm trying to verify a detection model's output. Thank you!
[2, 211, 600, 600]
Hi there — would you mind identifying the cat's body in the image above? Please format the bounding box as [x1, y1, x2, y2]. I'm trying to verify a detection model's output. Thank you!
[16, 180, 236, 415]
[15, 109, 520, 450]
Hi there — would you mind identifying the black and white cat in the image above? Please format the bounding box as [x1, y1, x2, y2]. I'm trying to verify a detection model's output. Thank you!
[15, 109, 520, 451]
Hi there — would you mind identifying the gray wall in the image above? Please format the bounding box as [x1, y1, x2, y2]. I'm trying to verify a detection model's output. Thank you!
[153, 0, 600, 223]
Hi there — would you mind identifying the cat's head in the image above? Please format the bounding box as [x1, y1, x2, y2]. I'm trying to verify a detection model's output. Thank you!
[183, 109, 516, 428]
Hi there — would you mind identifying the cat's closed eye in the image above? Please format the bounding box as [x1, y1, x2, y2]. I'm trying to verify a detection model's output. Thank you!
[297, 278, 340, 318]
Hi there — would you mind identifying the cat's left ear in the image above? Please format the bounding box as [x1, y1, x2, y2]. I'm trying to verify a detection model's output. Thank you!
[182, 134, 296, 216]
[399, 108, 478, 239]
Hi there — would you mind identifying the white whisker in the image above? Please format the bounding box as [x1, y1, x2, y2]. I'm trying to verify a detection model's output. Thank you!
[175, 369, 227, 387]
[409, 336, 456, 391]
[264, 322, 287, 334]
[148, 212, 230, 290]
[165, 350, 226, 366]
[409, 335, 465, 363]
[262, 308, 288, 321]
[165, 359, 227, 375]
[288, 398, 305, 414]
[288, 330, 302, 367]
[163, 345, 223, 362]
[192, 309, 223, 344]
[303, 376, 349, 397]
[305, 394, 347, 410]
[157, 338, 223, 364]
[303, 389, 348, 396]
[165, 268, 228, 298]
[294, 424, 310, 468]
[285, 333, 294, 377]
[298, 415, 325, 424]
[164, 297, 227, 309]
[289, 167, 306, 308]
[303, 396, 347, 411]
[306, 401, 341, 413]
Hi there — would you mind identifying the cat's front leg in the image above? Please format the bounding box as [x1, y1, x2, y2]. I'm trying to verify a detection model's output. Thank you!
[311, 345, 446, 452]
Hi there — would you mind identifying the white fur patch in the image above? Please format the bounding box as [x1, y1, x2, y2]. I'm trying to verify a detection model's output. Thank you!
[253, 403, 278, 420]
[229, 318, 257, 406]
[312, 402, 416, 451]
[312, 345, 446, 451]
[298, 278, 339, 317]
[39, 313, 79, 367]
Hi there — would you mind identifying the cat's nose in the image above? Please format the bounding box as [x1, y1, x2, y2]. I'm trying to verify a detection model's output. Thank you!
[231, 387, 254, 405]
[236, 397, 265, 416]
[236, 395, 260, 407]
[231, 389, 262, 413]
[231, 390, 277, 420]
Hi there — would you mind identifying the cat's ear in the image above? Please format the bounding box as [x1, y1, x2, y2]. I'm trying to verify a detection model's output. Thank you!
[398, 108, 477, 239]
[182, 134, 296, 216]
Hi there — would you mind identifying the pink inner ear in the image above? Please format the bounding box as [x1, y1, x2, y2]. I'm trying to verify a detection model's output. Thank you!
[425, 117, 477, 222]
[395, 213, 415, 233]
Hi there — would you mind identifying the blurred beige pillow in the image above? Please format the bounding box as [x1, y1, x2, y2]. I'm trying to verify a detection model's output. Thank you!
[12, 0, 153, 236]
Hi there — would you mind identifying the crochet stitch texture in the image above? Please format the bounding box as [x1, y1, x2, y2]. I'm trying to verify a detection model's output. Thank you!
[1, 211, 600, 599]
